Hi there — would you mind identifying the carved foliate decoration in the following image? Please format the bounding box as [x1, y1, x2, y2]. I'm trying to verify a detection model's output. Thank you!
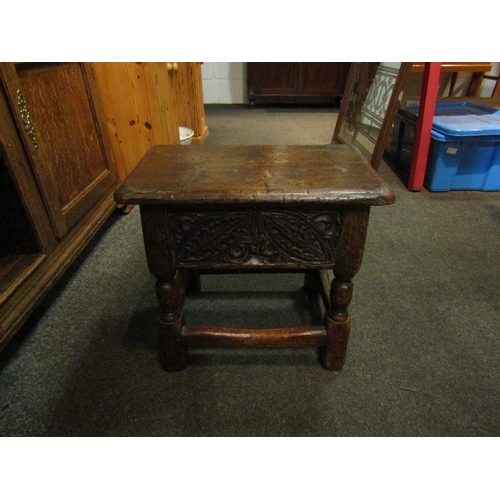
[169, 210, 340, 268]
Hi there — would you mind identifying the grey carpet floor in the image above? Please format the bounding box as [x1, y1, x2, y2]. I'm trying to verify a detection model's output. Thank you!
[1, 104, 499, 436]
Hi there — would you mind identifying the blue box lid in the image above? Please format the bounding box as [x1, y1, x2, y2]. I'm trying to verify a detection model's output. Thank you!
[398, 102, 500, 137]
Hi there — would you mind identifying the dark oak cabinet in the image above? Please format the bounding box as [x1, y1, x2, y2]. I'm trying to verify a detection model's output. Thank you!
[0, 62, 119, 349]
[247, 62, 351, 105]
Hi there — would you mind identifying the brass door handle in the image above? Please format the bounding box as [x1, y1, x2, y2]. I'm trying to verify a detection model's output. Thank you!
[167, 62, 179, 73]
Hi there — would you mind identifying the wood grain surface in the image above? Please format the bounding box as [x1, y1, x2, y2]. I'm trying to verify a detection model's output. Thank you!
[115, 145, 395, 206]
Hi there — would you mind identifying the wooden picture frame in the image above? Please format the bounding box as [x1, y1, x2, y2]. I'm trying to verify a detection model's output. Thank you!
[332, 62, 413, 170]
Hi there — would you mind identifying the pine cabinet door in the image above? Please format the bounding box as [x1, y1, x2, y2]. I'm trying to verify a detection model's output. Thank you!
[93, 62, 180, 180]
[0, 62, 118, 239]
[172, 62, 208, 145]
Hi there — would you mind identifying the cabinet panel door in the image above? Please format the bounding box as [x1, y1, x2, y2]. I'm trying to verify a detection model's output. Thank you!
[0, 62, 118, 238]
[172, 62, 208, 144]
[299, 63, 350, 95]
[93, 62, 180, 180]
[0, 85, 57, 253]
[248, 63, 299, 95]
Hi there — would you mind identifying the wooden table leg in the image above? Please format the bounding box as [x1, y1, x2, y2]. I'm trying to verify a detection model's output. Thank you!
[324, 278, 353, 370]
[186, 269, 201, 294]
[140, 206, 188, 371]
[467, 72, 485, 97]
[303, 270, 321, 299]
[323, 206, 370, 370]
[156, 279, 187, 372]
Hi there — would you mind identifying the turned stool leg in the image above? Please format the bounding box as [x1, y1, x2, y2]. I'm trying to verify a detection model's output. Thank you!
[156, 277, 188, 372]
[323, 277, 353, 370]
[303, 270, 321, 298]
[140, 205, 189, 371]
[322, 206, 370, 370]
[186, 269, 201, 294]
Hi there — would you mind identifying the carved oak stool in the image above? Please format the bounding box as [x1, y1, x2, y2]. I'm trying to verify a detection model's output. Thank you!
[115, 145, 395, 371]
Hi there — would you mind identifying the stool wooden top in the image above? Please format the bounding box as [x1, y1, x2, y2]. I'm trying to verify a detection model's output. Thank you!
[115, 145, 395, 206]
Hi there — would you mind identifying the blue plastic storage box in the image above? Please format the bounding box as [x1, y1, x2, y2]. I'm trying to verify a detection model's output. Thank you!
[390, 102, 500, 191]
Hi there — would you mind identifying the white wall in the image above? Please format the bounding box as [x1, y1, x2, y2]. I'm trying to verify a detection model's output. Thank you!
[202, 62, 247, 104]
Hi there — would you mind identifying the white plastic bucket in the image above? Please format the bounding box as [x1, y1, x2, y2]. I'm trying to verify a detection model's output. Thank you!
[179, 126, 194, 145]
